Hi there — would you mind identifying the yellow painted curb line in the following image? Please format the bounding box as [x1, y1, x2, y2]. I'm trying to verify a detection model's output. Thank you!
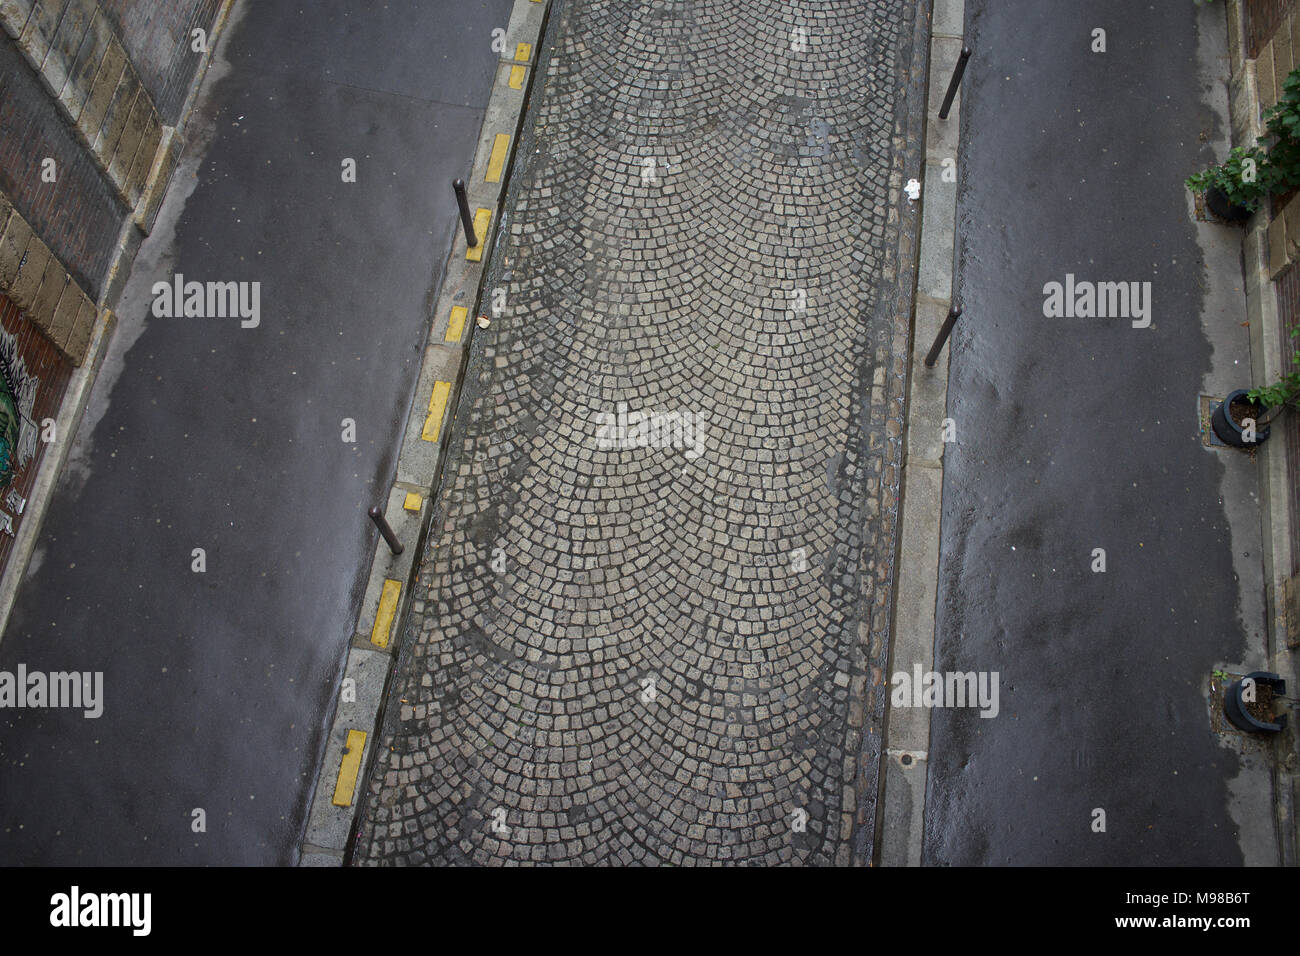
[371, 579, 402, 648]
[421, 381, 453, 442]
[331, 729, 367, 807]
[486, 133, 511, 183]
[515, 42, 532, 62]
[508, 64, 527, 90]
[466, 209, 492, 262]
[403, 492, 423, 513]
[446, 305, 468, 343]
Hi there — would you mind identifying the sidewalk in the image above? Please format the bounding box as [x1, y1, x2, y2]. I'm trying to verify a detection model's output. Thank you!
[920, 0, 1283, 865]
[351, 0, 926, 865]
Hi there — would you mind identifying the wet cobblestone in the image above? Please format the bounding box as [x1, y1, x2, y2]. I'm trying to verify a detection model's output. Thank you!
[355, 0, 919, 866]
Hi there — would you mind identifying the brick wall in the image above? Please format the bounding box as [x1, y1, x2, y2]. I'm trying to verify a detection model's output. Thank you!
[1247, 0, 1295, 58]
[0, 293, 72, 575]
[97, 0, 223, 124]
[0, 34, 124, 298]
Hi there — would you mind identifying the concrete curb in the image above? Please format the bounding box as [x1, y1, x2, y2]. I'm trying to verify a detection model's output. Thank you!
[877, 0, 964, 868]
[1223, 0, 1299, 869]
[297, 0, 553, 867]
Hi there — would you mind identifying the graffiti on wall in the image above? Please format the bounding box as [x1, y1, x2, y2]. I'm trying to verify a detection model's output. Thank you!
[0, 325, 38, 535]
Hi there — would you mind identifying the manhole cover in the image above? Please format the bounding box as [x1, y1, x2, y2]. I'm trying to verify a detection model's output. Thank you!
[1200, 394, 1228, 448]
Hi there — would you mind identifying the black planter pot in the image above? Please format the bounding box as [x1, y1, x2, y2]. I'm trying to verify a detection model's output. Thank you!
[1212, 389, 1272, 447]
[1206, 185, 1252, 224]
[1224, 671, 1288, 734]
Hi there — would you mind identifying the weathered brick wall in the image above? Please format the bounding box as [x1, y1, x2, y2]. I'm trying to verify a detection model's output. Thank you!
[0, 34, 123, 298]
[1247, 0, 1295, 57]
[0, 1, 227, 305]
[97, 0, 223, 124]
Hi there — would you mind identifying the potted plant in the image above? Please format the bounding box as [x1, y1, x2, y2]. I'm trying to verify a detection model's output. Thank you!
[1211, 388, 1273, 446]
[1212, 327, 1300, 446]
[1186, 66, 1300, 221]
[1186, 146, 1271, 223]
[1224, 671, 1288, 734]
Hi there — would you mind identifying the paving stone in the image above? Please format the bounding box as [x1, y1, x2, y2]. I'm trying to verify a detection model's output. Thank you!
[355, 0, 915, 866]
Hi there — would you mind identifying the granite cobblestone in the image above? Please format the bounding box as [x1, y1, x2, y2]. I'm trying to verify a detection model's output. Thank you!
[355, 0, 917, 866]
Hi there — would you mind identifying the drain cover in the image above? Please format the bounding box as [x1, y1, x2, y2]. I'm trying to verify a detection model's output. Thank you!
[1200, 394, 1229, 449]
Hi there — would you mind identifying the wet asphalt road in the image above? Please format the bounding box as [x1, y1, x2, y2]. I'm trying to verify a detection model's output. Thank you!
[0, 0, 511, 864]
[925, 0, 1270, 864]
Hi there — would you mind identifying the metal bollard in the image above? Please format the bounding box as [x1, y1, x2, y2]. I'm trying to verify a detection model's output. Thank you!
[453, 178, 478, 247]
[924, 304, 962, 368]
[368, 506, 404, 556]
[938, 47, 972, 120]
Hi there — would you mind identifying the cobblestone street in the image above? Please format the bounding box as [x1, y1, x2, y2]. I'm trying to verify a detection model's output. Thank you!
[355, 0, 923, 865]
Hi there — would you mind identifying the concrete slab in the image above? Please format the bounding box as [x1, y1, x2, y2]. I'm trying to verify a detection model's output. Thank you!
[394, 344, 466, 490]
[303, 646, 392, 851]
[889, 463, 942, 755]
[932, 0, 964, 39]
[353, 486, 421, 651]
[498, 0, 548, 64]
[929, 36, 965, 126]
[906, 298, 952, 466]
[916, 167, 956, 302]
[465, 64, 533, 204]
[297, 851, 342, 867]
[879, 751, 927, 867]
[925, 39, 962, 158]
[429, 250, 487, 346]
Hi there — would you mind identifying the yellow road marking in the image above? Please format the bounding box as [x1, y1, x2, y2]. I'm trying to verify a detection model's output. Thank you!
[371, 579, 401, 648]
[402, 492, 422, 513]
[445, 305, 468, 343]
[421, 380, 453, 441]
[486, 133, 510, 183]
[465, 209, 491, 262]
[508, 64, 526, 89]
[515, 42, 532, 61]
[331, 729, 367, 806]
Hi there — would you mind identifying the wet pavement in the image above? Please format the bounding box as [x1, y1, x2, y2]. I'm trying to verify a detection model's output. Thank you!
[925, 0, 1278, 865]
[354, 0, 923, 865]
[0, 0, 511, 864]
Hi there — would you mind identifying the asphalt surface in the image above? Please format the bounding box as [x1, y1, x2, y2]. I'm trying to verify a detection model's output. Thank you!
[925, 0, 1275, 864]
[0, 0, 511, 864]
